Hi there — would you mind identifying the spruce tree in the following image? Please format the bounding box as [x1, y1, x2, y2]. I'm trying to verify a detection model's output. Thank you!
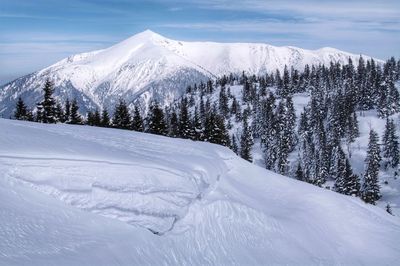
[54, 102, 64, 123]
[362, 129, 381, 204]
[168, 111, 179, 137]
[382, 118, 400, 168]
[147, 102, 167, 135]
[112, 99, 131, 129]
[131, 106, 144, 132]
[14, 97, 28, 120]
[231, 134, 239, 155]
[178, 97, 193, 139]
[40, 79, 56, 123]
[69, 99, 82, 124]
[93, 109, 101, 126]
[240, 115, 254, 162]
[64, 98, 71, 123]
[101, 109, 110, 127]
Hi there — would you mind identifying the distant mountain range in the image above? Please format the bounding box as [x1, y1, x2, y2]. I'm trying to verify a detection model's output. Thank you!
[0, 30, 378, 117]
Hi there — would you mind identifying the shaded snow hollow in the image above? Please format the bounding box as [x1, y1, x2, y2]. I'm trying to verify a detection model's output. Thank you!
[0, 119, 399, 265]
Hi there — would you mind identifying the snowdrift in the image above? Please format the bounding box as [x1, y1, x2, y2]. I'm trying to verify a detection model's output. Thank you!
[0, 119, 399, 265]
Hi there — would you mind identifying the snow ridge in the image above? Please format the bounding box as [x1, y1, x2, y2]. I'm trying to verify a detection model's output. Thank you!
[1, 119, 400, 264]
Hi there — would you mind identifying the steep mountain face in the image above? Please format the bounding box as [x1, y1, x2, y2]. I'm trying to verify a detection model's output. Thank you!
[0, 30, 374, 117]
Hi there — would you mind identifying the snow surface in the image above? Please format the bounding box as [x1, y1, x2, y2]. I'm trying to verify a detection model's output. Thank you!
[0, 30, 379, 117]
[1, 118, 400, 265]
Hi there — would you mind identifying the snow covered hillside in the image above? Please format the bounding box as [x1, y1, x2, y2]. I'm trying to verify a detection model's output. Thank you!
[0, 30, 375, 118]
[1, 118, 399, 265]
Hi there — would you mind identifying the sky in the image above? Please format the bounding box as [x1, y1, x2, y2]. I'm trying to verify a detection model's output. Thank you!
[1, 0, 399, 85]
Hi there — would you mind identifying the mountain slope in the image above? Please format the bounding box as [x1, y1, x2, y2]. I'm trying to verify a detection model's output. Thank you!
[0, 30, 376, 118]
[1, 118, 399, 265]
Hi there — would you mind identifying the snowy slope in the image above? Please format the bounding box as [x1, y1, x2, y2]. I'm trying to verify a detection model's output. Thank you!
[0, 30, 377, 117]
[1, 118, 399, 265]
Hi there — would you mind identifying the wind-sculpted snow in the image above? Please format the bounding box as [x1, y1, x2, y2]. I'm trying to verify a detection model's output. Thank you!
[1, 119, 399, 265]
[0, 30, 377, 117]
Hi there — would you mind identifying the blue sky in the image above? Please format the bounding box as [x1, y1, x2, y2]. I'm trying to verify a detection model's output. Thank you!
[1, 0, 399, 85]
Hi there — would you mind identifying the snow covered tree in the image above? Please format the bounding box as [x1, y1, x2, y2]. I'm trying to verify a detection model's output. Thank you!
[147, 102, 167, 136]
[101, 109, 111, 127]
[231, 134, 239, 155]
[240, 115, 254, 162]
[14, 97, 32, 121]
[295, 162, 305, 182]
[69, 99, 82, 125]
[54, 102, 64, 123]
[382, 118, 399, 168]
[112, 99, 131, 129]
[168, 111, 179, 138]
[93, 109, 101, 126]
[178, 97, 194, 139]
[37, 79, 56, 123]
[131, 106, 144, 132]
[204, 110, 229, 147]
[362, 129, 381, 204]
[64, 98, 71, 123]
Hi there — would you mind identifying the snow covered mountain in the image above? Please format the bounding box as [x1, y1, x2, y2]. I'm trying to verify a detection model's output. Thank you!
[1, 118, 400, 265]
[0, 30, 375, 118]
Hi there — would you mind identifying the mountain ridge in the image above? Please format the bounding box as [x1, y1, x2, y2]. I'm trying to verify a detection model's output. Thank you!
[0, 30, 380, 117]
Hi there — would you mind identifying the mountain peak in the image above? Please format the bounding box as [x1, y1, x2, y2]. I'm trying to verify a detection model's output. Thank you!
[133, 29, 165, 39]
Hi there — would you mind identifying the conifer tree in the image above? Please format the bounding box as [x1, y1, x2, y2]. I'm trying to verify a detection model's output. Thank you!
[131, 106, 144, 132]
[178, 97, 193, 139]
[147, 102, 167, 136]
[112, 99, 131, 129]
[93, 109, 101, 126]
[382, 118, 399, 168]
[14, 97, 28, 120]
[362, 129, 381, 204]
[101, 109, 110, 127]
[231, 134, 239, 155]
[64, 98, 71, 123]
[192, 108, 204, 141]
[38, 79, 56, 123]
[240, 115, 254, 162]
[295, 162, 305, 181]
[69, 99, 82, 124]
[168, 111, 179, 137]
[54, 102, 64, 123]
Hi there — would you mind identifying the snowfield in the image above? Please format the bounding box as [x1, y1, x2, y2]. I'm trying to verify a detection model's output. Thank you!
[1, 119, 400, 265]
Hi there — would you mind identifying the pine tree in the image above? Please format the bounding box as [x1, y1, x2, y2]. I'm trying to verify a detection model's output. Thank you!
[240, 115, 254, 162]
[382, 118, 400, 168]
[295, 162, 305, 181]
[14, 97, 28, 120]
[40, 79, 56, 123]
[362, 129, 381, 204]
[192, 108, 204, 141]
[147, 102, 167, 135]
[54, 102, 64, 123]
[86, 111, 94, 126]
[178, 97, 193, 139]
[131, 106, 144, 132]
[93, 109, 101, 126]
[69, 99, 82, 124]
[112, 99, 131, 129]
[64, 99, 71, 123]
[101, 109, 110, 127]
[231, 134, 239, 155]
[168, 111, 179, 137]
